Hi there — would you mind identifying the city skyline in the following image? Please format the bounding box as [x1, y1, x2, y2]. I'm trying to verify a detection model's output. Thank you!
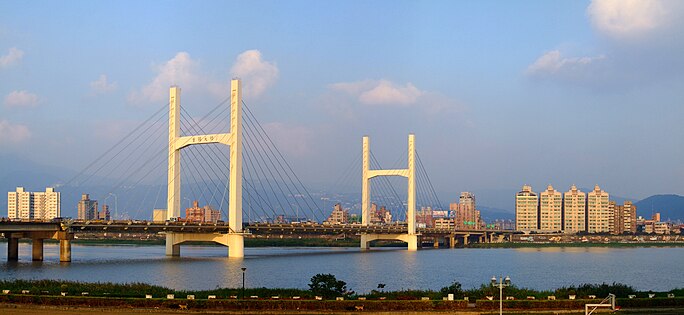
[2, 1, 684, 203]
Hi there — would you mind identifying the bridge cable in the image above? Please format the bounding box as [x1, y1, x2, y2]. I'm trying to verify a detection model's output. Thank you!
[61, 103, 168, 188]
[416, 150, 444, 209]
[179, 100, 281, 223]
[179, 102, 281, 223]
[243, 102, 323, 219]
[242, 102, 322, 222]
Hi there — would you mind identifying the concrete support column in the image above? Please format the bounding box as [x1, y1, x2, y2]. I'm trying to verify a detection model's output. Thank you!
[463, 234, 469, 247]
[7, 237, 19, 261]
[449, 235, 456, 248]
[227, 234, 244, 258]
[59, 239, 71, 262]
[32, 238, 44, 261]
[360, 234, 370, 250]
[166, 233, 180, 256]
[406, 234, 418, 251]
[433, 238, 439, 248]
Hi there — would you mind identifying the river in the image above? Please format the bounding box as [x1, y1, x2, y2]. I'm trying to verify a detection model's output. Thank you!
[0, 243, 682, 293]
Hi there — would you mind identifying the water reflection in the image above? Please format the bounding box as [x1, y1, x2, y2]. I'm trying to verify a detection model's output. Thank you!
[0, 243, 682, 293]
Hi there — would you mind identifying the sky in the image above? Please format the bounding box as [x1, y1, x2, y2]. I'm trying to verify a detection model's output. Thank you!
[2, 0, 684, 206]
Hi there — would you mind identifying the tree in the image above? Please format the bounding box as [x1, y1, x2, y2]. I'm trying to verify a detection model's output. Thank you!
[440, 281, 463, 296]
[308, 274, 348, 298]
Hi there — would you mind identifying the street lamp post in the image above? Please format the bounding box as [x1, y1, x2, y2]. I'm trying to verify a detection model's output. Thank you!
[241, 267, 246, 299]
[491, 276, 511, 315]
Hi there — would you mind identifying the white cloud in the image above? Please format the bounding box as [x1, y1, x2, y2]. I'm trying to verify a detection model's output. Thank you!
[230, 50, 278, 99]
[528, 1, 684, 87]
[527, 50, 606, 79]
[0, 47, 23, 68]
[129, 52, 200, 103]
[330, 79, 424, 106]
[325, 79, 465, 121]
[90, 74, 118, 93]
[0, 120, 31, 144]
[4, 90, 40, 108]
[588, 0, 670, 39]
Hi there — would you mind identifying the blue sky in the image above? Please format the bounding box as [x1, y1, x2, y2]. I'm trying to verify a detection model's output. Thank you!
[2, 0, 684, 204]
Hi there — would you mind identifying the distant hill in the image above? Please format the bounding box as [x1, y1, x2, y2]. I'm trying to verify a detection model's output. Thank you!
[635, 194, 684, 222]
[478, 206, 515, 221]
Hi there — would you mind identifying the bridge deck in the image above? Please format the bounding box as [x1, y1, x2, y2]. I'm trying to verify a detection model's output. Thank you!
[1, 221, 502, 236]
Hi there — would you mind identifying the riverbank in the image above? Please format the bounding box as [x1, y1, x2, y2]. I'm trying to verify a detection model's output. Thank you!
[2, 295, 684, 314]
[3, 304, 684, 315]
[1, 280, 682, 313]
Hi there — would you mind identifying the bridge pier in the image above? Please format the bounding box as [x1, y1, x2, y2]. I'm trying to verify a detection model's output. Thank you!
[165, 232, 244, 258]
[32, 238, 44, 261]
[462, 234, 470, 247]
[7, 236, 18, 261]
[60, 239, 71, 262]
[361, 233, 418, 251]
[449, 235, 456, 248]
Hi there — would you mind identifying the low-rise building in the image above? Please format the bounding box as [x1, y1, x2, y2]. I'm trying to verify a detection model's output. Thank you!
[153, 209, 167, 222]
[434, 218, 455, 229]
[326, 203, 349, 224]
[370, 203, 392, 224]
[184, 200, 221, 223]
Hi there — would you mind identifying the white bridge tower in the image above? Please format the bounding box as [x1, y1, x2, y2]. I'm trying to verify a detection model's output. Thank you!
[165, 79, 245, 258]
[360, 134, 418, 250]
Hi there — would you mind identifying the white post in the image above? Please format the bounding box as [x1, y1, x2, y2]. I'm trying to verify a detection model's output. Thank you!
[499, 281, 503, 315]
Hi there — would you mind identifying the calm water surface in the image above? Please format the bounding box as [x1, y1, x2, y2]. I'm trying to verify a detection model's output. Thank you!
[0, 243, 682, 293]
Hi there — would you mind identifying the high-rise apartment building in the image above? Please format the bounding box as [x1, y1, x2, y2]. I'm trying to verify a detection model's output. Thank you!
[539, 185, 562, 232]
[612, 201, 636, 234]
[452, 192, 481, 229]
[77, 194, 99, 220]
[7, 187, 60, 220]
[515, 185, 538, 231]
[7, 187, 30, 219]
[587, 185, 610, 233]
[563, 185, 586, 233]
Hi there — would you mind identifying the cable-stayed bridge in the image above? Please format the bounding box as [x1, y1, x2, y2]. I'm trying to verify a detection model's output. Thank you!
[1, 79, 512, 262]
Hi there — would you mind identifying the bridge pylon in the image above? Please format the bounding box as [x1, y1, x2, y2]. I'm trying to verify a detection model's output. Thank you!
[165, 79, 245, 258]
[360, 134, 419, 251]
